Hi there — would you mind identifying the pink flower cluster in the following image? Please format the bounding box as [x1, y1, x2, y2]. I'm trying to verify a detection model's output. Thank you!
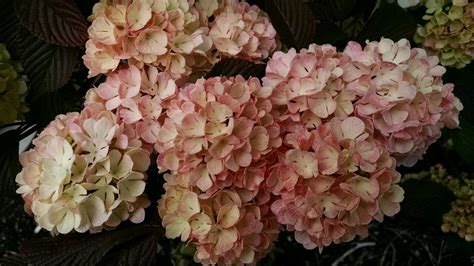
[253, 39, 461, 250]
[16, 104, 150, 234]
[17, 31, 463, 263]
[264, 39, 462, 167]
[209, 0, 278, 61]
[342, 39, 463, 166]
[85, 65, 177, 148]
[155, 76, 281, 192]
[268, 117, 403, 249]
[153, 76, 282, 264]
[84, 0, 278, 79]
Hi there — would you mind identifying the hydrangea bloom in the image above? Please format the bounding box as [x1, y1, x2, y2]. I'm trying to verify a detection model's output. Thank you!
[267, 116, 404, 250]
[0, 43, 28, 125]
[84, 0, 215, 78]
[84, 0, 278, 79]
[85, 65, 178, 148]
[158, 172, 279, 264]
[209, 0, 279, 61]
[414, 0, 474, 68]
[15, 105, 151, 234]
[342, 38, 462, 166]
[155, 76, 281, 192]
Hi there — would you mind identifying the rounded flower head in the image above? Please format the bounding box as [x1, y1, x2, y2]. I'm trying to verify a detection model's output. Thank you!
[267, 116, 404, 250]
[155, 75, 281, 192]
[341, 38, 462, 166]
[84, 0, 216, 78]
[414, 0, 474, 68]
[263, 43, 351, 123]
[84, 0, 278, 80]
[209, 0, 279, 61]
[158, 173, 279, 265]
[85, 64, 178, 147]
[16, 106, 151, 234]
[0, 43, 28, 125]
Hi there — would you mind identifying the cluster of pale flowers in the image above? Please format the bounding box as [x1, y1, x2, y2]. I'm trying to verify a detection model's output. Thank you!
[16, 37, 462, 264]
[15, 0, 464, 262]
[16, 104, 151, 234]
[84, 0, 278, 80]
[414, 0, 474, 68]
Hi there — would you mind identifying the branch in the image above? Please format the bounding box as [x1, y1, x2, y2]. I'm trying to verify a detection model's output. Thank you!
[331, 242, 376, 266]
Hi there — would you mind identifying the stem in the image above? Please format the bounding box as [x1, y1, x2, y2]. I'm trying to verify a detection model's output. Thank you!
[331, 242, 376, 266]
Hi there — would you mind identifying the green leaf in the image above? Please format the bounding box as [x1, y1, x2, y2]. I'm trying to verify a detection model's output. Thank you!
[0, 129, 20, 196]
[17, 27, 79, 101]
[400, 179, 454, 225]
[205, 59, 266, 79]
[20, 224, 156, 265]
[357, 3, 417, 42]
[15, 0, 88, 47]
[264, 0, 317, 50]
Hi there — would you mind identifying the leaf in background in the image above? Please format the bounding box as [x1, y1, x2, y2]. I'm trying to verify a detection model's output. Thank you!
[400, 179, 454, 225]
[205, 59, 267, 79]
[357, 3, 417, 42]
[0, 129, 20, 196]
[310, 0, 357, 22]
[26, 82, 84, 128]
[20, 224, 156, 265]
[313, 22, 347, 48]
[15, 0, 88, 47]
[101, 234, 160, 266]
[73, 0, 97, 18]
[17, 27, 79, 101]
[451, 118, 474, 167]
[0, 253, 27, 265]
[444, 64, 474, 124]
[0, 0, 19, 55]
[264, 0, 317, 50]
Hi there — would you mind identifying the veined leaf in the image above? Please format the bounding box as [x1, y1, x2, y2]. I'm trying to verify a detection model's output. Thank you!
[15, 0, 88, 47]
[0, 129, 20, 196]
[17, 27, 79, 101]
[264, 0, 317, 50]
[357, 3, 416, 42]
[0, 0, 19, 54]
[20, 224, 156, 265]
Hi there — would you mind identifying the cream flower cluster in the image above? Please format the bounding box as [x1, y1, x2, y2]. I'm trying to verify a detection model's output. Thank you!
[159, 173, 279, 264]
[414, 0, 474, 68]
[84, 0, 278, 79]
[16, 105, 151, 234]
